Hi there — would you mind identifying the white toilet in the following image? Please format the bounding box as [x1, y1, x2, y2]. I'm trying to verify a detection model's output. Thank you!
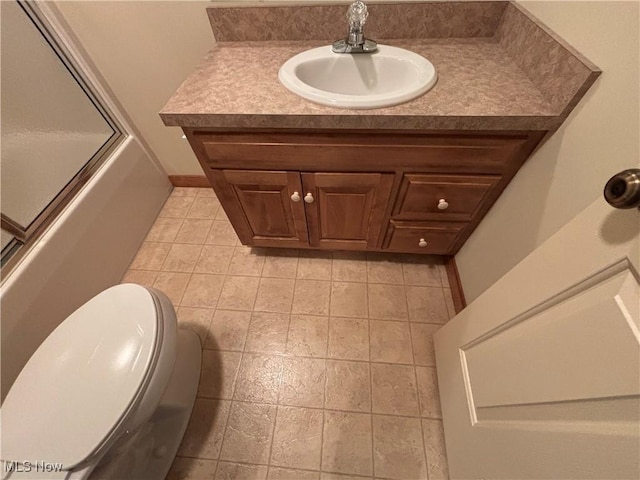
[0, 284, 202, 479]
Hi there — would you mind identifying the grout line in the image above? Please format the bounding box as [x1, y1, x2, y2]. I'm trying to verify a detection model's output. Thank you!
[266, 404, 280, 468]
[202, 348, 422, 368]
[420, 415, 431, 480]
[277, 314, 294, 405]
[367, 297, 376, 478]
[192, 395, 441, 422]
[319, 366, 328, 472]
[199, 346, 436, 368]
[405, 284, 418, 367]
[207, 395, 233, 474]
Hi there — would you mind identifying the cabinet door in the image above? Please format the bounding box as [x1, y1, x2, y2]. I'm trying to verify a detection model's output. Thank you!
[211, 170, 308, 247]
[301, 173, 393, 249]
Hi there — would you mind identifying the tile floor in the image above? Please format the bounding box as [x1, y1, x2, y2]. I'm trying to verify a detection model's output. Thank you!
[121, 187, 453, 480]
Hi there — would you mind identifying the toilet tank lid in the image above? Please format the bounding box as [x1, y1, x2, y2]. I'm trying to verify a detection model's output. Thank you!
[0, 284, 160, 470]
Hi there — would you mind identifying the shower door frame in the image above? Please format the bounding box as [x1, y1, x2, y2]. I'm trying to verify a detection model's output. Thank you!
[1, 0, 125, 276]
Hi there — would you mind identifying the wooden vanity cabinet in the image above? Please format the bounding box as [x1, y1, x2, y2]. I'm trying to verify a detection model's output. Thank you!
[210, 169, 393, 250]
[186, 129, 545, 255]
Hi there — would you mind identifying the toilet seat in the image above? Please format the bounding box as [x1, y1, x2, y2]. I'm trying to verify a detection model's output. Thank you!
[0, 284, 164, 471]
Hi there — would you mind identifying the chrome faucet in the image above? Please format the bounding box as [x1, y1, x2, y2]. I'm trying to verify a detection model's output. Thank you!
[332, 1, 378, 54]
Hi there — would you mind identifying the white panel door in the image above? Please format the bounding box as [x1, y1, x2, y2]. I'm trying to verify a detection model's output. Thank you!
[435, 197, 639, 479]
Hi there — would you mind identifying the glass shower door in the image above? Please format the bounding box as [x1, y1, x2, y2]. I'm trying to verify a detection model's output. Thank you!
[1, 1, 122, 272]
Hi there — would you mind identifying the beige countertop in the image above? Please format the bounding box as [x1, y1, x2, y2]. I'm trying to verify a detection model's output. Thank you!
[160, 2, 599, 132]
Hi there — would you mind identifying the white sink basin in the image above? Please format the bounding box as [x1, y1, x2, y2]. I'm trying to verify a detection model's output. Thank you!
[278, 45, 437, 109]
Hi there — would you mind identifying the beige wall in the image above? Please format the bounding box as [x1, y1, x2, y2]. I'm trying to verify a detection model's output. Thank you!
[55, 1, 213, 176]
[456, 1, 640, 302]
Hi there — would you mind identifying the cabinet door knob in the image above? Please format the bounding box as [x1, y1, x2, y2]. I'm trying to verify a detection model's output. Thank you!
[437, 198, 449, 210]
[291, 191, 301, 202]
[304, 193, 315, 204]
[418, 238, 428, 247]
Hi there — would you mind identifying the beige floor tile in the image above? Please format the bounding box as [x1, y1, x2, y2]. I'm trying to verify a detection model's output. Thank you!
[279, 357, 326, 408]
[332, 252, 367, 282]
[373, 415, 427, 479]
[220, 401, 277, 464]
[405, 286, 448, 324]
[159, 196, 195, 218]
[371, 363, 419, 416]
[121, 269, 158, 288]
[369, 320, 413, 364]
[271, 406, 323, 470]
[416, 366, 442, 419]
[292, 280, 331, 316]
[133, 206, 449, 479]
[167, 457, 217, 480]
[234, 353, 283, 403]
[328, 317, 369, 361]
[199, 350, 242, 400]
[297, 251, 332, 280]
[325, 360, 371, 412]
[178, 398, 231, 459]
[206, 310, 251, 351]
[217, 276, 260, 311]
[367, 284, 408, 321]
[245, 312, 290, 354]
[187, 196, 221, 219]
[181, 274, 225, 308]
[206, 221, 239, 246]
[145, 217, 183, 243]
[153, 272, 191, 307]
[330, 282, 368, 318]
[366, 254, 404, 284]
[286, 314, 328, 357]
[175, 218, 213, 244]
[162, 244, 203, 273]
[322, 411, 373, 476]
[422, 420, 450, 480]
[262, 250, 299, 278]
[268, 467, 320, 480]
[228, 246, 266, 276]
[129, 242, 171, 270]
[409, 323, 440, 366]
[177, 307, 214, 345]
[195, 245, 234, 275]
[215, 462, 268, 480]
[254, 278, 295, 313]
[402, 256, 443, 287]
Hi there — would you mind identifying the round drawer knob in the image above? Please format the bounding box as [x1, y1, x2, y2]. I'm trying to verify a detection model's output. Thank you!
[291, 191, 301, 202]
[304, 193, 315, 204]
[437, 198, 449, 210]
[418, 238, 428, 248]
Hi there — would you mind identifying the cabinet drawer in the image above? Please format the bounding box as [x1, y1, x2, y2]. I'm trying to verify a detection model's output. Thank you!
[393, 174, 501, 222]
[191, 132, 531, 173]
[383, 221, 465, 254]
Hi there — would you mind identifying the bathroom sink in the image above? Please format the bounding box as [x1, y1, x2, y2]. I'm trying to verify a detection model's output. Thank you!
[278, 45, 437, 109]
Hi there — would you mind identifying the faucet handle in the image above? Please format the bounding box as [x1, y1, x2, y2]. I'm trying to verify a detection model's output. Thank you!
[347, 0, 368, 27]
